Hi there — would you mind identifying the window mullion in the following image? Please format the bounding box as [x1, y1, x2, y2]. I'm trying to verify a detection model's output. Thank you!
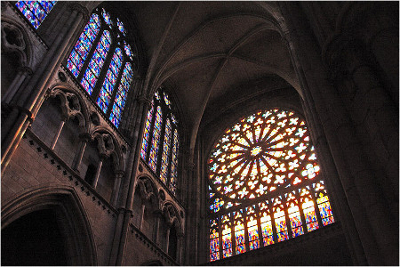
[268, 201, 278, 245]
[256, 205, 264, 248]
[217, 217, 222, 261]
[145, 102, 157, 163]
[156, 106, 167, 177]
[166, 123, 175, 187]
[312, 185, 324, 227]
[297, 190, 309, 234]
[283, 197, 293, 239]
[77, 22, 104, 82]
[91, 41, 117, 102]
[243, 210, 250, 253]
[230, 215, 236, 256]
[106, 57, 127, 116]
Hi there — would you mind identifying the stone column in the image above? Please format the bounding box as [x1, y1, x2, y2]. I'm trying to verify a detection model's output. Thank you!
[2, 66, 33, 104]
[1, 3, 89, 173]
[108, 94, 153, 266]
[110, 171, 125, 207]
[72, 133, 90, 172]
[50, 117, 67, 150]
[278, 2, 397, 265]
[165, 226, 171, 253]
[139, 204, 146, 231]
[176, 233, 184, 264]
[153, 210, 163, 246]
[92, 155, 105, 189]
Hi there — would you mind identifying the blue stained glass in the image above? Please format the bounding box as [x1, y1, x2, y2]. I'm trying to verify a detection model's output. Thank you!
[124, 41, 133, 58]
[66, 60, 79, 77]
[40, 1, 55, 12]
[114, 94, 123, 107]
[141, 103, 154, 159]
[149, 106, 162, 172]
[88, 14, 100, 30]
[80, 30, 111, 94]
[169, 129, 179, 193]
[16, 1, 57, 29]
[102, 8, 112, 25]
[81, 79, 91, 94]
[117, 18, 126, 35]
[161, 119, 172, 182]
[67, 14, 100, 78]
[109, 112, 120, 128]
[108, 62, 133, 128]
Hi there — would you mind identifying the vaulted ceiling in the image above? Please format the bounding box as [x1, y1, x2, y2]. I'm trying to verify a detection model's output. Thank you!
[110, 2, 300, 151]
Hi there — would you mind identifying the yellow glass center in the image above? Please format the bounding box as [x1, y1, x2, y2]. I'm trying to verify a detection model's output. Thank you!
[251, 146, 262, 156]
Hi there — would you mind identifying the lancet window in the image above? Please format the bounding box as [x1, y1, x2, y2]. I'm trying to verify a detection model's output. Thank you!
[15, 0, 57, 29]
[66, 7, 136, 128]
[208, 108, 335, 261]
[140, 88, 180, 195]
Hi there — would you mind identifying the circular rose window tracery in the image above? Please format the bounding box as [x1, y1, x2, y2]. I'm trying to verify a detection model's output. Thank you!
[208, 108, 320, 201]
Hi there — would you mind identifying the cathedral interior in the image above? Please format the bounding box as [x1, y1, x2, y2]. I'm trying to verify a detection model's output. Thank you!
[1, 1, 398, 266]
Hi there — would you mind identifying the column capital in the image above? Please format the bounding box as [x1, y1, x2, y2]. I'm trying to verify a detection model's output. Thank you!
[136, 95, 152, 106]
[68, 3, 90, 21]
[115, 170, 125, 178]
[17, 66, 33, 76]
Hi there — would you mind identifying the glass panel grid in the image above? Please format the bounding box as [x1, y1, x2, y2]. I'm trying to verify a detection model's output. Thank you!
[16, 1, 57, 29]
[141, 102, 154, 159]
[148, 106, 162, 172]
[81, 30, 111, 94]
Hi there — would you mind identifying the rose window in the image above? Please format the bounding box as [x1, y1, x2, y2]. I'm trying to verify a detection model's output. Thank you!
[208, 108, 320, 201]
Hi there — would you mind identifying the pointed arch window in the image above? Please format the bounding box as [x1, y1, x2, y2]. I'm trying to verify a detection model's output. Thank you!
[141, 88, 180, 195]
[207, 108, 335, 261]
[66, 7, 136, 128]
[15, 1, 57, 29]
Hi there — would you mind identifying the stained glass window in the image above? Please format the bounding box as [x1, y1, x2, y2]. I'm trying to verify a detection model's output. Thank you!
[221, 214, 233, 258]
[207, 108, 335, 261]
[66, 7, 136, 128]
[210, 219, 220, 262]
[140, 88, 180, 195]
[15, 1, 57, 29]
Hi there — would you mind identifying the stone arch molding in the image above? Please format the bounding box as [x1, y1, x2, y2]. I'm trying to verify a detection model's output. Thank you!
[136, 175, 159, 206]
[134, 176, 184, 235]
[92, 128, 124, 171]
[49, 85, 89, 130]
[1, 185, 98, 265]
[1, 18, 32, 68]
[162, 202, 183, 236]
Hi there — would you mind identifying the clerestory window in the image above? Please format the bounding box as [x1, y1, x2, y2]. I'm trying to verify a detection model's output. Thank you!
[15, 0, 57, 29]
[208, 108, 335, 261]
[66, 7, 136, 128]
[140, 88, 180, 195]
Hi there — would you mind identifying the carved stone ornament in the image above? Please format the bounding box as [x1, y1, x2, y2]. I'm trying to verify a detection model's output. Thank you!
[1, 21, 27, 65]
[50, 89, 85, 127]
[94, 132, 116, 158]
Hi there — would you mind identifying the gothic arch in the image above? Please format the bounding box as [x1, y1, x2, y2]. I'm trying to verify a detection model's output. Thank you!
[1, 185, 98, 265]
[161, 202, 183, 235]
[91, 128, 124, 171]
[48, 85, 91, 131]
[1, 17, 32, 68]
[136, 175, 159, 206]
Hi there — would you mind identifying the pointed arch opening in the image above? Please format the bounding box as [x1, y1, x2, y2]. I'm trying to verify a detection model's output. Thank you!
[1, 186, 98, 265]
